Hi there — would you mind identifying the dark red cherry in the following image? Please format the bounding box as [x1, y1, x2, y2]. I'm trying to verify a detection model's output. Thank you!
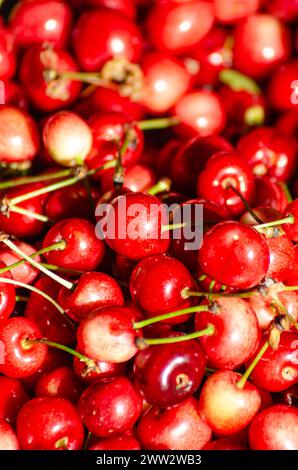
[0, 377, 29, 426]
[35, 366, 83, 403]
[214, 0, 260, 23]
[0, 22, 16, 80]
[249, 332, 298, 393]
[0, 317, 47, 378]
[17, 397, 84, 450]
[276, 111, 298, 138]
[78, 377, 142, 437]
[283, 199, 298, 242]
[77, 306, 138, 363]
[195, 297, 260, 369]
[268, 60, 298, 111]
[134, 339, 206, 407]
[71, 0, 136, 18]
[146, 1, 214, 55]
[58, 272, 124, 323]
[249, 405, 298, 450]
[89, 435, 140, 450]
[137, 397, 212, 450]
[0, 262, 16, 322]
[72, 8, 143, 72]
[20, 44, 82, 112]
[0, 241, 41, 284]
[0, 419, 20, 450]
[265, 0, 298, 23]
[199, 221, 270, 289]
[3, 80, 29, 111]
[254, 176, 288, 212]
[197, 151, 255, 216]
[9, 0, 73, 49]
[233, 14, 291, 79]
[73, 353, 125, 384]
[112, 254, 136, 283]
[266, 234, 296, 282]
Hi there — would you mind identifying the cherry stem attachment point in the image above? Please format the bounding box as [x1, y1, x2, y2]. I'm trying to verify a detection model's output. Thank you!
[271, 294, 298, 331]
[133, 305, 210, 329]
[236, 341, 269, 390]
[137, 324, 215, 347]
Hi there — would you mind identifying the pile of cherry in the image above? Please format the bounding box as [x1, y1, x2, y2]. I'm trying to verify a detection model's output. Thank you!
[0, 0, 297, 451]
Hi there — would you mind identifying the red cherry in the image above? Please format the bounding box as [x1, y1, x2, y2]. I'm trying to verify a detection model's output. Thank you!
[78, 377, 142, 437]
[265, 0, 298, 22]
[35, 366, 83, 403]
[254, 176, 288, 212]
[0, 419, 20, 450]
[249, 332, 298, 392]
[112, 254, 136, 282]
[237, 127, 297, 182]
[71, 0, 136, 18]
[197, 151, 255, 216]
[233, 14, 291, 79]
[214, 0, 260, 23]
[174, 90, 226, 138]
[268, 60, 298, 111]
[0, 262, 16, 322]
[73, 353, 125, 384]
[146, 1, 214, 55]
[195, 297, 260, 369]
[198, 221, 270, 289]
[101, 164, 156, 195]
[72, 8, 143, 72]
[3, 80, 29, 111]
[20, 44, 81, 112]
[9, 0, 72, 49]
[276, 110, 298, 138]
[58, 272, 124, 322]
[283, 199, 298, 242]
[0, 317, 47, 378]
[240, 206, 282, 226]
[0, 106, 39, 165]
[249, 404, 298, 450]
[134, 339, 206, 407]
[0, 377, 29, 426]
[199, 370, 261, 435]
[137, 397, 212, 450]
[0, 24, 16, 80]
[17, 397, 84, 450]
[0, 241, 41, 284]
[204, 438, 246, 450]
[89, 435, 140, 450]
[77, 306, 138, 363]
[266, 234, 296, 282]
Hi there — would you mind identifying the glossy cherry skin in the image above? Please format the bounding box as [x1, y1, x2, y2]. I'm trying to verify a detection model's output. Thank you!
[0, 377, 29, 426]
[171, 135, 232, 195]
[17, 397, 84, 450]
[101, 192, 170, 261]
[9, 0, 72, 49]
[195, 297, 260, 369]
[72, 8, 143, 72]
[35, 366, 83, 403]
[0, 241, 41, 285]
[0, 106, 39, 164]
[249, 405, 298, 450]
[89, 435, 140, 450]
[268, 60, 298, 111]
[101, 164, 156, 195]
[204, 438, 246, 450]
[237, 127, 297, 182]
[130, 255, 196, 323]
[20, 44, 81, 112]
[0, 419, 20, 450]
[42, 218, 105, 272]
[73, 353, 125, 384]
[254, 176, 288, 212]
[214, 0, 260, 23]
[199, 370, 261, 436]
[25, 276, 75, 345]
[58, 272, 124, 323]
[78, 377, 142, 437]
[249, 332, 298, 393]
[0, 263, 16, 322]
[197, 151, 255, 216]
[134, 340, 206, 408]
[77, 306, 138, 363]
[198, 221, 270, 289]
[283, 199, 298, 242]
[174, 90, 226, 139]
[146, 2, 214, 55]
[266, 235, 296, 283]
[137, 397, 212, 450]
[233, 14, 291, 79]
[0, 23, 16, 80]
[0, 317, 47, 379]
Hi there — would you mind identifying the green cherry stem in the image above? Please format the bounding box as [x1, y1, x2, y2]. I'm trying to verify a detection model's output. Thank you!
[137, 117, 180, 131]
[0, 169, 72, 191]
[182, 288, 258, 300]
[133, 305, 210, 329]
[137, 324, 215, 347]
[278, 182, 293, 203]
[8, 205, 49, 223]
[147, 178, 172, 196]
[254, 214, 294, 231]
[15, 295, 29, 302]
[236, 341, 270, 389]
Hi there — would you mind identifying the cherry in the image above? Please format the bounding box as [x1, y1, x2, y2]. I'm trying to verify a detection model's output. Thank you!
[0, 106, 39, 166]
[146, 1, 214, 55]
[0, 419, 20, 450]
[73, 353, 125, 384]
[174, 90, 226, 138]
[71, 0, 136, 18]
[254, 176, 288, 212]
[137, 397, 212, 450]
[42, 111, 93, 167]
[268, 60, 298, 111]
[171, 135, 232, 194]
[3, 80, 29, 111]
[58, 272, 124, 322]
[265, 0, 298, 22]
[237, 127, 297, 182]
[25, 276, 75, 345]
[199, 370, 261, 436]
[0, 241, 41, 284]
[233, 14, 291, 79]
[249, 404, 298, 450]
[276, 110, 298, 138]
[198, 221, 270, 289]
[197, 151, 255, 216]
[77, 306, 138, 363]
[266, 234, 296, 283]
[20, 44, 82, 112]
[0, 317, 47, 378]
[196, 297, 260, 369]
[101, 164, 156, 195]
[0, 262, 16, 321]
[134, 339, 206, 408]
[89, 435, 140, 450]
[283, 199, 298, 242]
[35, 366, 83, 403]
[204, 438, 246, 450]
[113, 254, 136, 283]
[72, 8, 143, 72]
[0, 377, 29, 426]
[0, 22, 16, 81]
[240, 207, 282, 226]
[249, 332, 298, 392]
[214, 0, 260, 23]
[78, 377, 142, 437]
[100, 192, 170, 261]
[281, 384, 298, 407]
[141, 52, 191, 114]
[16, 397, 84, 450]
